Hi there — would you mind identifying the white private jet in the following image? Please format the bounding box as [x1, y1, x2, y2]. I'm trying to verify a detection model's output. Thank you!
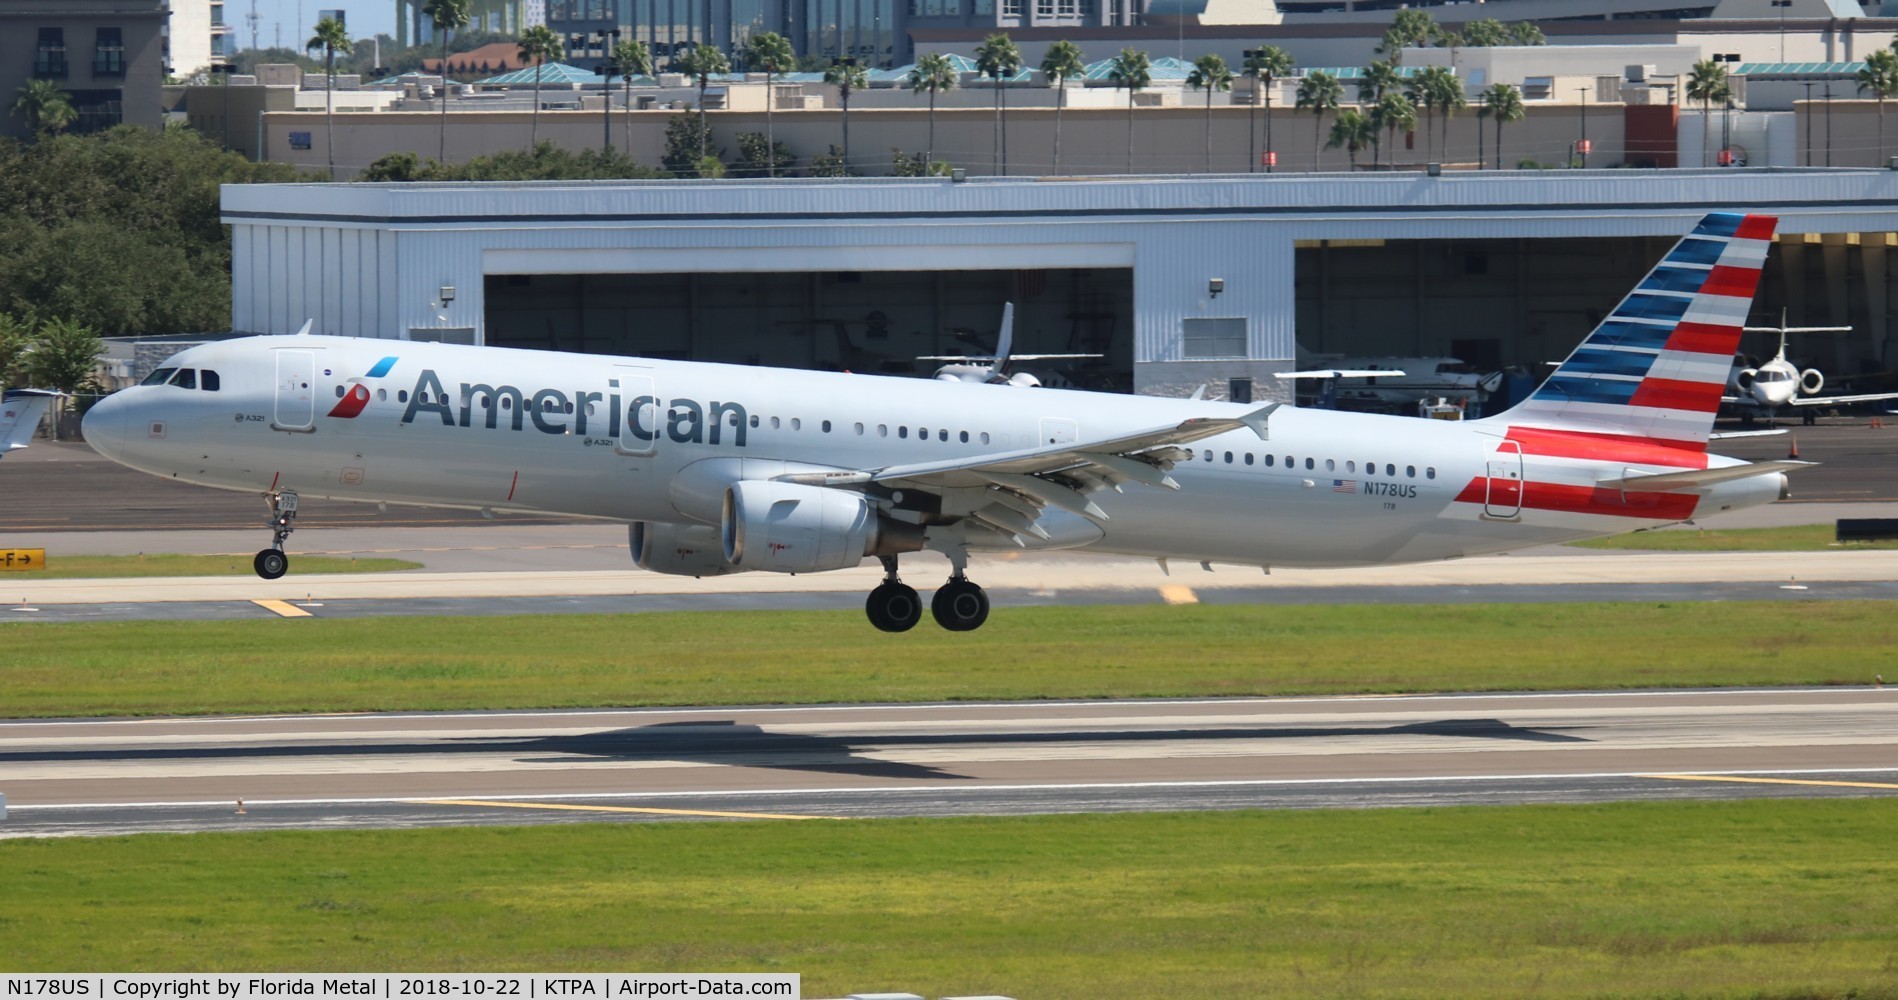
[1722, 319, 1898, 420]
[1, 389, 61, 459]
[919, 303, 1101, 387]
[85, 213, 1805, 632]
[1291, 344, 1503, 412]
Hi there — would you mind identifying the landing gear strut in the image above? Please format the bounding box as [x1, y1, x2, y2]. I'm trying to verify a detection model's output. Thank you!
[865, 556, 922, 633]
[253, 490, 298, 580]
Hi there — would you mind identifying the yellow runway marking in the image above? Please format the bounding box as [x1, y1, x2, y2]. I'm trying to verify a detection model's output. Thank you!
[251, 599, 313, 618]
[1645, 774, 1898, 791]
[421, 798, 844, 821]
[1159, 585, 1199, 605]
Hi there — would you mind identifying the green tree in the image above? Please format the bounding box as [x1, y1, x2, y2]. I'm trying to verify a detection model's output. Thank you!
[422, 0, 471, 163]
[1243, 45, 1293, 173]
[823, 58, 869, 172]
[906, 52, 958, 168]
[732, 131, 795, 178]
[614, 39, 654, 155]
[1508, 21, 1546, 45]
[807, 144, 849, 177]
[306, 16, 353, 179]
[1462, 18, 1510, 47]
[1857, 49, 1898, 164]
[1041, 40, 1086, 175]
[1686, 58, 1730, 168]
[10, 80, 77, 137]
[1428, 67, 1465, 162]
[1108, 48, 1152, 174]
[1371, 91, 1415, 169]
[673, 43, 730, 161]
[1358, 59, 1400, 103]
[1406, 65, 1462, 161]
[28, 316, 105, 396]
[744, 32, 796, 177]
[1326, 106, 1375, 170]
[661, 112, 722, 176]
[1379, 9, 1435, 62]
[0, 314, 32, 386]
[1187, 53, 1233, 172]
[1296, 70, 1343, 170]
[974, 33, 1023, 175]
[1480, 81, 1524, 169]
[516, 24, 564, 149]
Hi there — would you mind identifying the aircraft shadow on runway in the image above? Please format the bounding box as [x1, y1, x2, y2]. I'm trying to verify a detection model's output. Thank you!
[7, 717, 1592, 782]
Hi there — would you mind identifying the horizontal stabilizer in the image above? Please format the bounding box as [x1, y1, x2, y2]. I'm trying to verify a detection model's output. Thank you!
[1599, 460, 1814, 493]
[1787, 391, 1898, 407]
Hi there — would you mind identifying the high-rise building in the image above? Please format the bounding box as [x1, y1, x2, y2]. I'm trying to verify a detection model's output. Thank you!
[1, 0, 167, 139]
[167, 0, 236, 78]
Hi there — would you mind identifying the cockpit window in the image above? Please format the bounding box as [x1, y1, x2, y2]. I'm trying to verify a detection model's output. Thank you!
[169, 368, 197, 390]
[142, 367, 178, 386]
[200, 370, 220, 391]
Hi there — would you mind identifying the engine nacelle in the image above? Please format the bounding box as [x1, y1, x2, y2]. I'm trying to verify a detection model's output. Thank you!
[629, 521, 748, 577]
[721, 480, 923, 574]
[1737, 368, 1758, 390]
[1799, 368, 1824, 395]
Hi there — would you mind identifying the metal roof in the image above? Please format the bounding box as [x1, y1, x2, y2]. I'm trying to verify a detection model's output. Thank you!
[474, 62, 602, 86]
[1297, 65, 1435, 80]
[1736, 61, 1869, 75]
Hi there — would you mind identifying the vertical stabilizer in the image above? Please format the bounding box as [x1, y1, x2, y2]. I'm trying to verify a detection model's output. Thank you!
[1493, 212, 1777, 448]
[0, 389, 61, 458]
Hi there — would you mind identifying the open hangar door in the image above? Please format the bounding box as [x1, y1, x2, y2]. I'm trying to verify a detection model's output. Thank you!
[485, 267, 1135, 393]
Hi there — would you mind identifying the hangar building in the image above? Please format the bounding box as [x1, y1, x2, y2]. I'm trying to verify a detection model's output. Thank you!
[222, 169, 1898, 399]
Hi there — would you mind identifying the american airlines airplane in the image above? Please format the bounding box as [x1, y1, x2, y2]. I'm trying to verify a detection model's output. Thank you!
[84, 212, 1804, 632]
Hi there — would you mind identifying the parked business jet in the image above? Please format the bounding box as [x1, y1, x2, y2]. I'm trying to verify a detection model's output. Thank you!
[920, 303, 1100, 387]
[1, 389, 61, 460]
[84, 213, 1804, 632]
[1722, 319, 1898, 420]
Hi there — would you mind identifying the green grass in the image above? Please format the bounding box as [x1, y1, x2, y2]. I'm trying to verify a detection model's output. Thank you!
[3, 553, 423, 579]
[4, 801, 1898, 997]
[1571, 524, 1898, 551]
[2, 602, 1893, 717]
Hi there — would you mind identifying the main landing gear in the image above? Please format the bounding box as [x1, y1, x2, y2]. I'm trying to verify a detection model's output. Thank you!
[253, 490, 298, 580]
[864, 555, 991, 633]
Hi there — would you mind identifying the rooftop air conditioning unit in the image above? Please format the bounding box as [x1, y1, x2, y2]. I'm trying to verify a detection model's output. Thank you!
[1625, 64, 1655, 82]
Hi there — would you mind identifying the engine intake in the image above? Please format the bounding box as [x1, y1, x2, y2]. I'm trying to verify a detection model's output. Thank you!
[722, 480, 923, 574]
[629, 521, 748, 577]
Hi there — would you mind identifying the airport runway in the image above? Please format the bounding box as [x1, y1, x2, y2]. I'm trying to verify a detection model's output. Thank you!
[3, 688, 1895, 837]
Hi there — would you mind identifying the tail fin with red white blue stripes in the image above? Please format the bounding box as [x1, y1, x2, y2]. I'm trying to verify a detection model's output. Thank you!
[1490, 212, 1777, 449]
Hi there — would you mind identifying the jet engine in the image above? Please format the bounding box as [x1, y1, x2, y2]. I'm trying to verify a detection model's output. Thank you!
[1799, 368, 1824, 395]
[629, 521, 749, 577]
[1736, 368, 1758, 390]
[721, 480, 924, 574]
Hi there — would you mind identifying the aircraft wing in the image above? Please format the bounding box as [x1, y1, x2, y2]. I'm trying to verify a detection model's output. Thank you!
[1786, 392, 1898, 407]
[1708, 429, 1787, 440]
[1274, 369, 1407, 380]
[777, 404, 1280, 533]
[1598, 460, 1814, 493]
[1, 389, 62, 458]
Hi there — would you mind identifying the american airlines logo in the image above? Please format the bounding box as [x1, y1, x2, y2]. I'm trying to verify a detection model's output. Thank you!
[398, 368, 751, 447]
[327, 356, 400, 419]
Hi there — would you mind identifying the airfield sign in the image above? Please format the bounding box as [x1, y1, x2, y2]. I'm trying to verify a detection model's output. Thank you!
[0, 548, 45, 571]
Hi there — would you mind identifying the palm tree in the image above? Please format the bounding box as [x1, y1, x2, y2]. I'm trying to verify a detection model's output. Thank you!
[1326, 107, 1375, 170]
[1856, 49, 1898, 165]
[824, 57, 869, 173]
[1041, 40, 1086, 175]
[1296, 70, 1342, 170]
[1481, 81, 1523, 169]
[974, 34, 1023, 175]
[907, 52, 958, 170]
[1404, 66, 1460, 162]
[615, 38, 653, 155]
[1378, 9, 1434, 63]
[1358, 60, 1401, 167]
[1463, 18, 1509, 47]
[1508, 21, 1546, 45]
[10, 79, 76, 137]
[1186, 53, 1232, 172]
[422, 0, 469, 163]
[306, 16, 352, 179]
[516, 24, 563, 149]
[1686, 58, 1729, 168]
[1427, 67, 1465, 163]
[1242, 45, 1293, 173]
[1108, 48, 1152, 174]
[674, 43, 731, 161]
[1371, 91, 1415, 169]
[744, 32, 796, 177]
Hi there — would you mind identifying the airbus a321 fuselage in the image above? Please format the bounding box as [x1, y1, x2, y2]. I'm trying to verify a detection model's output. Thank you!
[86, 212, 1803, 632]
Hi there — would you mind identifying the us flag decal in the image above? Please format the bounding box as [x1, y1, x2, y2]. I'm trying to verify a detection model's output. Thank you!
[1332, 479, 1357, 494]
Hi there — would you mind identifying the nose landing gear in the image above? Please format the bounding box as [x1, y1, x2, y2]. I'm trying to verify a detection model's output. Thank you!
[253, 490, 298, 580]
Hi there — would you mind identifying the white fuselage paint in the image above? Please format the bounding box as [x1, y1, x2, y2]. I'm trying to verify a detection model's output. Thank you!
[85, 336, 1784, 570]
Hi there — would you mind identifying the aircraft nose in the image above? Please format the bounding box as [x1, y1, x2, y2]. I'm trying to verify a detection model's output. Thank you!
[81, 390, 131, 462]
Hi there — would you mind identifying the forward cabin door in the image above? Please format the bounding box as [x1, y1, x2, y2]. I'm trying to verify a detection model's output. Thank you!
[273, 349, 316, 431]
[1484, 440, 1524, 518]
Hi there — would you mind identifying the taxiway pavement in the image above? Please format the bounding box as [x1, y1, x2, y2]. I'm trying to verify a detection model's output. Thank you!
[4, 688, 1894, 837]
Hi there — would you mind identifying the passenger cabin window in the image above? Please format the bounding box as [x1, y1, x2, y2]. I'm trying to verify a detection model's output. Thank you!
[143, 367, 177, 386]
[169, 369, 197, 390]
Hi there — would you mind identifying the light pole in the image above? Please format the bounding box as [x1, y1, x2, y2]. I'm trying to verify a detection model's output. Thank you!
[1575, 85, 1588, 167]
[212, 62, 234, 151]
[1713, 53, 1740, 167]
[1802, 80, 1813, 166]
[1243, 47, 1261, 174]
[597, 27, 620, 153]
[1772, 0, 1792, 62]
[1824, 81, 1833, 166]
